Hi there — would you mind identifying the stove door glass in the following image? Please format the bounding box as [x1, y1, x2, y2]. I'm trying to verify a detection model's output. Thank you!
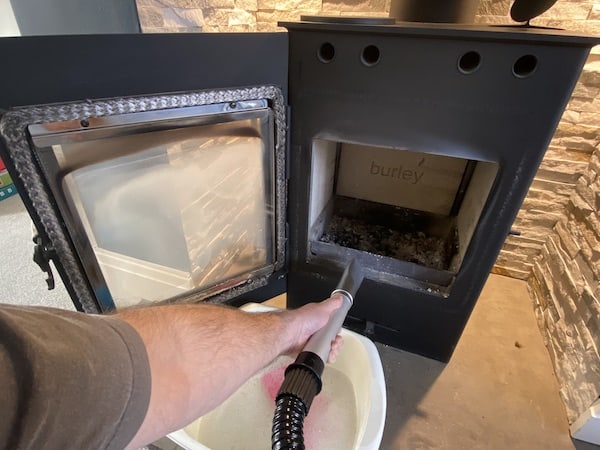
[29, 100, 277, 309]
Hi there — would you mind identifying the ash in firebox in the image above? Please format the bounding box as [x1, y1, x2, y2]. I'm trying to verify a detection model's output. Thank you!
[319, 215, 454, 271]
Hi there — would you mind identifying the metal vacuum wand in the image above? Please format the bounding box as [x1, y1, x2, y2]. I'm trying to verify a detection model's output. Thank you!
[302, 259, 363, 362]
[271, 260, 364, 450]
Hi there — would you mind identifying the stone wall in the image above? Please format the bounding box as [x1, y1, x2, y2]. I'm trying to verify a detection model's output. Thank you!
[528, 145, 600, 423]
[135, 0, 391, 33]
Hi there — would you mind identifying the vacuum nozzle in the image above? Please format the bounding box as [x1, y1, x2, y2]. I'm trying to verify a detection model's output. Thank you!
[331, 258, 364, 304]
[302, 259, 363, 362]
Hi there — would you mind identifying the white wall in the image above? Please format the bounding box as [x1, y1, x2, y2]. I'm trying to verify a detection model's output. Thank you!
[0, 0, 20, 36]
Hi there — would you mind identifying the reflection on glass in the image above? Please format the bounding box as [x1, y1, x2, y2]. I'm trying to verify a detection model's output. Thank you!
[57, 119, 274, 308]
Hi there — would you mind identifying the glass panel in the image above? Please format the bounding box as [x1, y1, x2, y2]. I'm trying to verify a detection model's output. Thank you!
[37, 111, 275, 308]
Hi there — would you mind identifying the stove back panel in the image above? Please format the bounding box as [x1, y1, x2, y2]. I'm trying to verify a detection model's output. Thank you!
[0, 33, 288, 110]
[0, 33, 289, 312]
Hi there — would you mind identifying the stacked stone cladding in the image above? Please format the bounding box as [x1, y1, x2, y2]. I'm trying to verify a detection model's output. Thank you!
[135, 0, 391, 33]
[528, 146, 600, 423]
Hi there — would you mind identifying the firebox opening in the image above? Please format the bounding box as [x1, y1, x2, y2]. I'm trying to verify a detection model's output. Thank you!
[308, 140, 498, 294]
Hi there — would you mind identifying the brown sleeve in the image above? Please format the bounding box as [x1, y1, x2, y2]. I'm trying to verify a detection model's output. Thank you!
[0, 304, 151, 450]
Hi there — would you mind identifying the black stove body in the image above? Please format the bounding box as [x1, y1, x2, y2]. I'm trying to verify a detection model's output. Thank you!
[283, 20, 598, 361]
[1, 20, 598, 362]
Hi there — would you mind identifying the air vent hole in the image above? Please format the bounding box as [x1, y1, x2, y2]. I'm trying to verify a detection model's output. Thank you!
[513, 54, 538, 78]
[457, 51, 481, 74]
[318, 42, 335, 63]
[361, 45, 381, 67]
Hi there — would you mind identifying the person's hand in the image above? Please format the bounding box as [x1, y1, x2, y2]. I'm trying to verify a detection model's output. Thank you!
[279, 295, 345, 363]
[327, 332, 344, 364]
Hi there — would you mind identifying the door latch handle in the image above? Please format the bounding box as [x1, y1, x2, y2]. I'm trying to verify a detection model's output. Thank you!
[32, 233, 55, 290]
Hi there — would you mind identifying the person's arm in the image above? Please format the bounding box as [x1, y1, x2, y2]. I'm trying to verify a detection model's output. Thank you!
[117, 297, 343, 449]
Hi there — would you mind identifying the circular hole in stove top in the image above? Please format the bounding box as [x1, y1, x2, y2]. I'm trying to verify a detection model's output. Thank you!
[318, 42, 336, 63]
[361, 45, 381, 67]
[513, 54, 538, 78]
[457, 51, 481, 74]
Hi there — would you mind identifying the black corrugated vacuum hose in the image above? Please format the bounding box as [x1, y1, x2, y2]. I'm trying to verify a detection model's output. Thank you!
[272, 352, 323, 450]
[271, 260, 363, 450]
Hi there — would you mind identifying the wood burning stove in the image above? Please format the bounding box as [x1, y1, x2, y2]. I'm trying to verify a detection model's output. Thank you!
[282, 18, 600, 360]
[1, 19, 598, 361]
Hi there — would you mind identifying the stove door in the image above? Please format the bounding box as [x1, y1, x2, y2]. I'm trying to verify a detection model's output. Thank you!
[0, 34, 288, 312]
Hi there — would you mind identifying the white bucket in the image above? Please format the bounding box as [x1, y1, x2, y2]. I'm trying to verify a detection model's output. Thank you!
[168, 303, 386, 450]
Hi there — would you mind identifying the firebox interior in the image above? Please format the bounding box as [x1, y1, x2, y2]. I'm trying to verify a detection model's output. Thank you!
[308, 139, 498, 294]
